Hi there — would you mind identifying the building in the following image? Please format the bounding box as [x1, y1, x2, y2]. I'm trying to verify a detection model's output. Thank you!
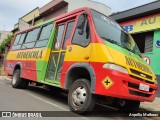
[0, 31, 12, 43]
[110, 0, 160, 81]
[12, 7, 42, 33]
[12, 0, 111, 33]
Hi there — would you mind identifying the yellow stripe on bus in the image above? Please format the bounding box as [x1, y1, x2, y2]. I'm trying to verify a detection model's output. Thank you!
[64, 43, 114, 63]
[6, 48, 51, 61]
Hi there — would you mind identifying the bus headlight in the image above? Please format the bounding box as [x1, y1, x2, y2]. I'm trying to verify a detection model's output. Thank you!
[103, 63, 128, 74]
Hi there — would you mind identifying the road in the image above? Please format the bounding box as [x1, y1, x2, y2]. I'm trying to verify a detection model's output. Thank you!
[0, 77, 157, 120]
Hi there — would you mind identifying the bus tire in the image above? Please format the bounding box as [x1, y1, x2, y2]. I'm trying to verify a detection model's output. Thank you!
[21, 79, 29, 89]
[12, 69, 28, 89]
[114, 99, 140, 112]
[68, 79, 96, 114]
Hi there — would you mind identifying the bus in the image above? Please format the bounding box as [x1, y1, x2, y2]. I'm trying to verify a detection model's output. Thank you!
[5, 7, 158, 114]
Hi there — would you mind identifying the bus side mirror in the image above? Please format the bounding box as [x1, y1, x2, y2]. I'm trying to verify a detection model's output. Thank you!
[76, 13, 87, 35]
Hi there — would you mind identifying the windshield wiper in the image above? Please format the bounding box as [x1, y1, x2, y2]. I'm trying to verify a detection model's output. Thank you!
[119, 44, 142, 57]
[101, 37, 128, 50]
[101, 36, 140, 55]
[120, 44, 132, 52]
[101, 37, 119, 45]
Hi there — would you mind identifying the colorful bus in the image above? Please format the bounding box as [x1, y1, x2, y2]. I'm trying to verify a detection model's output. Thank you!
[5, 7, 158, 114]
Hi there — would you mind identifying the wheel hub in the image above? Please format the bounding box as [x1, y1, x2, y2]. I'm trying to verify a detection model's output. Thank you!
[72, 86, 87, 107]
[12, 73, 17, 85]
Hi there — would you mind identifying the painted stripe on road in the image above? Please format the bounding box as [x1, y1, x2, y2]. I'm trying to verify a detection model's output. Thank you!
[23, 92, 89, 120]
[24, 92, 68, 111]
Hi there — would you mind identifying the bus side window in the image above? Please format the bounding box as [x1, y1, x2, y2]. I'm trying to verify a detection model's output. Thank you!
[72, 14, 90, 47]
[11, 33, 26, 50]
[21, 28, 40, 49]
[62, 21, 75, 49]
[13, 34, 21, 45]
[35, 23, 53, 48]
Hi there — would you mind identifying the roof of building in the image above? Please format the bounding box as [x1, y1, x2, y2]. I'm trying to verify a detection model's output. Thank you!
[40, 0, 68, 16]
[110, 0, 160, 22]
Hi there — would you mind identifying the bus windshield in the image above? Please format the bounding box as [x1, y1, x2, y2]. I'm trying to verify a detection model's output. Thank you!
[90, 10, 141, 56]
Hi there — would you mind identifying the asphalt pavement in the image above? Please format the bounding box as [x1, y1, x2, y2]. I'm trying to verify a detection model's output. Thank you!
[0, 76, 159, 120]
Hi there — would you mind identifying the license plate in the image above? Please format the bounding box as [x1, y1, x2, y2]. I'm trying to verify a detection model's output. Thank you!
[139, 83, 149, 92]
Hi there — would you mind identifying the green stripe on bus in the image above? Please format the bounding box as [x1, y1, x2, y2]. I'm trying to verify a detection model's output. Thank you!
[105, 41, 146, 64]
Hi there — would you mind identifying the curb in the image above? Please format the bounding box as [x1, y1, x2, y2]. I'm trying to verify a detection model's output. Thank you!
[0, 76, 12, 81]
[140, 97, 160, 111]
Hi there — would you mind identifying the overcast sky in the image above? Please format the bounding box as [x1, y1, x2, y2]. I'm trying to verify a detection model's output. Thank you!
[0, 0, 157, 31]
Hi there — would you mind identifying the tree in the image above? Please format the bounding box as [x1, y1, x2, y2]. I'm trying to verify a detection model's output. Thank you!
[0, 34, 14, 54]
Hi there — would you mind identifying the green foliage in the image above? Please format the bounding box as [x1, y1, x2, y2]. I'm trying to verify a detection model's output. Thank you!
[0, 34, 14, 54]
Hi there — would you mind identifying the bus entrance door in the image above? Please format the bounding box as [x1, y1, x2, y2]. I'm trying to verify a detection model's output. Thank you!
[45, 20, 75, 85]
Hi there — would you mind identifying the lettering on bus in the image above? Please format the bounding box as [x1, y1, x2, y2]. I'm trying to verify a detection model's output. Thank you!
[16, 50, 43, 59]
[125, 56, 152, 74]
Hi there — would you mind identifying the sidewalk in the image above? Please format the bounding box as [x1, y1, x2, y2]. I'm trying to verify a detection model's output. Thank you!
[140, 97, 160, 111]
[0, 75, 12, 81]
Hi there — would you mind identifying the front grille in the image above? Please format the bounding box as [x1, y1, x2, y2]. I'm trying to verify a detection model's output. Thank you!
[130, 75, 154, 84]
[130, 69, 152, 80]
[128, 82, 154, 92]
[129, 90, 151, 97]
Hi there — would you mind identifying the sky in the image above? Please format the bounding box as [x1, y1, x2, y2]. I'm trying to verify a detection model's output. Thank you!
[0, 0, 157, 31]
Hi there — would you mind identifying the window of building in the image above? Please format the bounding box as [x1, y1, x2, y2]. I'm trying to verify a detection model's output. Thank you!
[35, 23, 53, 48]
[132, 31, 154, 53]
[72, 18, 90, 47]
[63, 21, 75, 49]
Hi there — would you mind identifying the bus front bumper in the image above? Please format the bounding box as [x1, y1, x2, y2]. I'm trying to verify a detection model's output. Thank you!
[96, 69, 158, 102]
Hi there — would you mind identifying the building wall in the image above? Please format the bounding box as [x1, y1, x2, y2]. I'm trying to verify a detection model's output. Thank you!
[43, 5, 68, 21]
[14, 23, 18, 30]
[21, 8, 40, 22]
[142, 30, 160, 76]
[12, 8, 40, 33]
[65, 0, 111, 16]
[0, 31, 12, 43]
[34, 19, 44, 26]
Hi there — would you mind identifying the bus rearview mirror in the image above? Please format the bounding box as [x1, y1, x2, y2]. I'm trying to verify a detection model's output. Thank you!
[77, 13, 87, 35]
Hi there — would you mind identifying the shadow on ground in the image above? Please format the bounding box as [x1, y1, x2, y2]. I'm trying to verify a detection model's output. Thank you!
[24, 85, 156, 119]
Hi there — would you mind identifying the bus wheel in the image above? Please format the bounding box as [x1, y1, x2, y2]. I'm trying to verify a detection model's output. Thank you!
[12, 69, 28, 89]
[68, 79, 96, 114]
[115, 99, 140, 112]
